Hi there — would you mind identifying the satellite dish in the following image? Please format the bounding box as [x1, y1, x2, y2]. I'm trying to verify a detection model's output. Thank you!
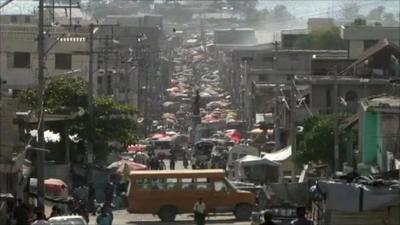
[137, 117, 144, 123]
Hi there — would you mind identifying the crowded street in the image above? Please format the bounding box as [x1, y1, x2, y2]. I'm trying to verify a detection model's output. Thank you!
[1, 1, 399, 225]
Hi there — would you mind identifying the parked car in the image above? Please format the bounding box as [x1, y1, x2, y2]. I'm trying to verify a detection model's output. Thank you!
[48, 215, 87, 225]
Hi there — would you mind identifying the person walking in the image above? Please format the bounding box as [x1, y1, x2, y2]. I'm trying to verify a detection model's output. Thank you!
[169, 150, 176, 170]
[104, 181, 114, 206]
[193, 198, 206, 225]
[47, 206, 60, 219]
[88, 183, 96, 215]
[14, 199, 29, 225]
[261, 212, 275, 225]
[291, 207, 312, 225]
[183, 151, 189, 169]
[96, 207, 112, 225]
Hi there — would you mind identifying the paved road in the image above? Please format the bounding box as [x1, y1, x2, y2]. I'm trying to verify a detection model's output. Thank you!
[88, 160, 249, 224]
[89, 210, 251, 225]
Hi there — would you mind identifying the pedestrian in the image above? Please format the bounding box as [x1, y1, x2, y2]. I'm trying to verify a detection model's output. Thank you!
[193, 198, 206, 225]
[47, 206, 59, 219]
[104, 181, 114, 206]
[183, 151, 189, 169]
[290, 207, 312, 225]
[88, 182, 96, 215]
[96, 207, 112, 225]
[77, 200, 89, 224]
[261, 212, 275, 225]
[31, 211, 50, 225]
[14, 199, 29, 225]
[169, 150, 176, 170]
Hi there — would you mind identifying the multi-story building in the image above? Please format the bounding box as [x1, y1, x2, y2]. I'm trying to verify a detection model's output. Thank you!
[0, 24, 95, 91]
[340, 25, 400, 59]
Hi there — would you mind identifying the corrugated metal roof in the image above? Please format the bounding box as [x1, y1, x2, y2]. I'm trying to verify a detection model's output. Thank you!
[0, 0, 37, 15]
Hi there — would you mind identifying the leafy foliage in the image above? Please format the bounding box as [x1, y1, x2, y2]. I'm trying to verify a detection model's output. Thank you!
[352, 18, 367, 26]
[18, 76, 88, 113]
[295, 114, 348, 168]
[18, 76, 139, 160]
[94, 96, 138, 146]
[293, 27, 347, 50]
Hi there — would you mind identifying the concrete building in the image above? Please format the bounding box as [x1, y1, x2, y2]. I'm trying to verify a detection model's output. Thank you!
[214, 28, 257, 45]
[340, 25, 400, 59]
[358, 95, 400, 173]
[0, 0, 37, 25]
[0, 24, 95, 91]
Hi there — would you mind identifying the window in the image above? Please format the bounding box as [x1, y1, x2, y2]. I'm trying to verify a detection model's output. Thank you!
[13, 52, 30, 68]
[345, 91, 358, 102]
[364, 40, 379, 50]
[214, 181, 228, 192]
[55, 54, 72, 70]
[10, 16, 18, 23]
[241, 57, 253, 62]
[262, 56, 273, 62]
[181, 178, 196, 190]
[24, 16, 31, 23]
[195, 178, 212, 190]
[326, 89, 331, 107]
[258, 74, 268, 82]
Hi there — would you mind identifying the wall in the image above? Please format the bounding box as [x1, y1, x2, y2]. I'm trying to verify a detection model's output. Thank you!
[341, 26, 400, 59]
[310, 82, 387, 115]
[0, 25, 93, 90]
[362, 111, 379, 164]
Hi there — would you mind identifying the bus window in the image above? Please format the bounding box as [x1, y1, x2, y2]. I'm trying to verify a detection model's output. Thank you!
[196, 178, 211, 190]
[181, 178, 195, 190]
[213, 181, 227, 192]
[166, 178, 178, 190]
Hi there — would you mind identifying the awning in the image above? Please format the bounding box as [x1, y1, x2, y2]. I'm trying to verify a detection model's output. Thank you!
[262, 145, 292, 161]
[238, 155, 281, 167]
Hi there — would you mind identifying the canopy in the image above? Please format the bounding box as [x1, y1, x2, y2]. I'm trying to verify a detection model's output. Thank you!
[224, 129, 242, 144]
[127, 144, 146, 153]
[29, 178, 68, 197]
[249, 128, 263, 134]
[115, 161, 147, 175]
[238, 155, 281, 167]
[232, 155, 281, 183]
[108, 159, 146, 169]
[262, 145, 292, 162]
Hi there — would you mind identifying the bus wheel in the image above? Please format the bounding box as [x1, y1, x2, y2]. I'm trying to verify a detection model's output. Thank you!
[158, 205, 177, 222]
[234, 203, 252, 221]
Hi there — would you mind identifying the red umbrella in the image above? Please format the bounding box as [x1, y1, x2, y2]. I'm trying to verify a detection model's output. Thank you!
[127, 144, 146, 153]
[115, 160, 147, 175]
[151, 132, 167, 140]
[44, 178, 68, 196]
[225, 129, 242, 144]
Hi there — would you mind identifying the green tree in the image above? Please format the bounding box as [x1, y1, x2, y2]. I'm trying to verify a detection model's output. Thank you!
[294, 27, 347, 50]
[18, 76, 139, 160]
[352, 18, 367, 26]
[295, 114, 348, 168]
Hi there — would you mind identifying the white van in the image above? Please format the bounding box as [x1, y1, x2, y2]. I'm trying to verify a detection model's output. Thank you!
[226, 145, 259, 171]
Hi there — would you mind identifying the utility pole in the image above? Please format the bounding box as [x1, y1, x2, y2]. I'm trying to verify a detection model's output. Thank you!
[333, 69, 340, 173]
[103, 35, 110, 95]
[87, 23, 95, 184]
[289, 75, 297, 183]
[37, 0, 46, 211]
